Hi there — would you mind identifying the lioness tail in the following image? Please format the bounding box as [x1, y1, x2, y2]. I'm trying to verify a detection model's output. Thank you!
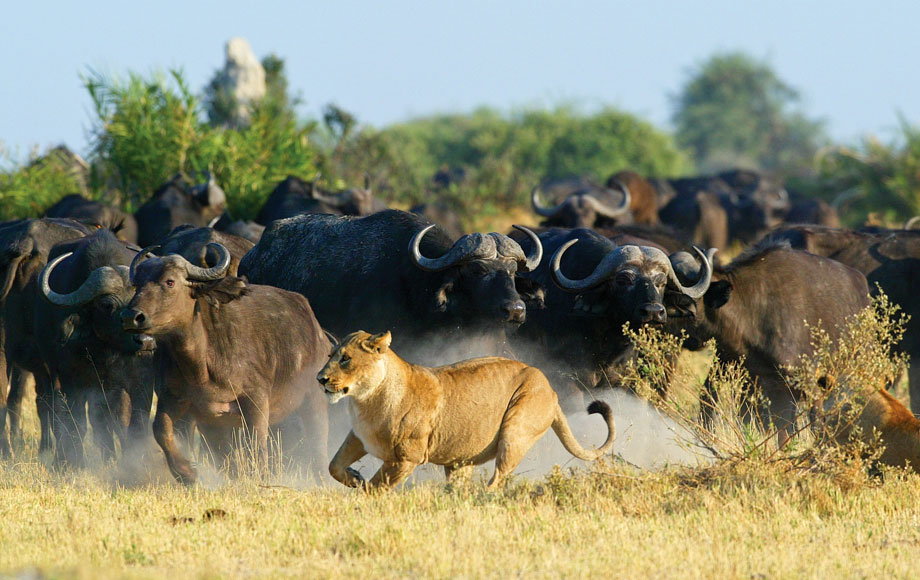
[551, 400, 615, 461]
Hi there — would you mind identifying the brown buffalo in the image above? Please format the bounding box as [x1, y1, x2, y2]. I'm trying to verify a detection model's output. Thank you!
[121, 243, 330, 484]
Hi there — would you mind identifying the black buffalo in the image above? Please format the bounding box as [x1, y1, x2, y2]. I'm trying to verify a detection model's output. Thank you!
[255, 175, 387, 226]
[531, 176, 632, 228]
[512, 228, 713, 403]
[0, 218, 92, 455]
[121, 244, 331, 484]
[239, 210, 543, 362]
[135, 173, 227, 247]
[760, 225, 920, 414]
[410, 202, 464, 241]
[784, 199, 841, 227]
[158, 225, 255, 277]
[669, 243, 870, 440]
[44, 194, 139, 243]
[36, 231, 156, 465]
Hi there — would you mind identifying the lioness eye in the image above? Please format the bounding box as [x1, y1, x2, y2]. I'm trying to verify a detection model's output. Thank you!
[340, 354, 350, 365]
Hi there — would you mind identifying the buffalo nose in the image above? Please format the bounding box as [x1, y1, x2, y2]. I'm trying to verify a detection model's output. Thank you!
[639, 303, 666, 324]
[502, 300, 526, 322]
[121, 308, 147, 330]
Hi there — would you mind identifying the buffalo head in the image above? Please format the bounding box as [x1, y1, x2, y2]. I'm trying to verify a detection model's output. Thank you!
[409, 224, 543, 326]
[39, 249, 155, 355]
[121, 243, 245, 338]
[550, 236, 715, 328]
[531, 178, 631, 228]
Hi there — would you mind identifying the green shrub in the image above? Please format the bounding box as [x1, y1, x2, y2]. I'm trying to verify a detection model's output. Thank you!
[0, 145, 87, 220]
[85, 68, 317, 218]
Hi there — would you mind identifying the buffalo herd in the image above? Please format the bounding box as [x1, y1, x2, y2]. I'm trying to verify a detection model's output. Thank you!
[0, 166, 916, 483]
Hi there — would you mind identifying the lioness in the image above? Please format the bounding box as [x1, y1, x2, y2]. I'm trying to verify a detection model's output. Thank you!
[317, 330, 615, 490]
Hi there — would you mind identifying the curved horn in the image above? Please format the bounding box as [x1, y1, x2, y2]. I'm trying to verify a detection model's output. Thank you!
[40, 253, 127, 307]
[510, 225, 543, 272]
[409, 225, 473, 272]
[590, 179, 632, 218]
[180, 243, 231, 281]
[129, 245, 160, 284]
[666, 246, 715, 299]
[550, 240, 636, 292]
[904, 216, 920, 230]
[531, 184, 567, 217]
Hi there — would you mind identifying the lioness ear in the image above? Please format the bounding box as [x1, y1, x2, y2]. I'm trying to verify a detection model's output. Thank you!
[362, 331, 392, 354]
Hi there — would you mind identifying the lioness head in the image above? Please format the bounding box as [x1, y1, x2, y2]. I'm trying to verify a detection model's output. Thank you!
[317, 330, 392, 403]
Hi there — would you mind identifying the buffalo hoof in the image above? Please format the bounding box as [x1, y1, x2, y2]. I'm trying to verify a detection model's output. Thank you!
[0, 437, 11, 459]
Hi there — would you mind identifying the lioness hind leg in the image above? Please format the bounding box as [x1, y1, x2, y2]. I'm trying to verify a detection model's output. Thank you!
[487, 382, 557, 489]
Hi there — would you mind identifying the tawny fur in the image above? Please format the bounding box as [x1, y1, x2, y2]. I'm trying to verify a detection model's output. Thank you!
[319, 330, 615, 491]
[839, 389, 920, 471]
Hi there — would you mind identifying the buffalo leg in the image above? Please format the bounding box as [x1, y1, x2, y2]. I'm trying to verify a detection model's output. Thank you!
[296, 384, 330, 477]
[197, 423, 234, 473]
[52, 385, 87, 468]
[152, 393, 195, 485]
[329, 430, 368, 488]
[239, 395, 270, 474]
[0, 358, 9, 458]
[6, 367, 30, 450]
[125, 383, 154, 454]
[32, 369, 55, 453]
[88, 388, 127, 462]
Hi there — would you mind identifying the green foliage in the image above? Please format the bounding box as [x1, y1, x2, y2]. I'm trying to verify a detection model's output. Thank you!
[321, 105, 691, 221]
[803, 118, 920, 226]
[0, 145, 88, 220]
[672, 51, 827, 175]
[86, 67, 317, 218]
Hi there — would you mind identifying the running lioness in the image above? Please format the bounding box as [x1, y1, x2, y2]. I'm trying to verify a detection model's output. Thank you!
[318, 330, 615, 490]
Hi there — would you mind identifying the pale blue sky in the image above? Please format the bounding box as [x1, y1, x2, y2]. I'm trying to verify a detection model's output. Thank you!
[2, 0, 917, 159]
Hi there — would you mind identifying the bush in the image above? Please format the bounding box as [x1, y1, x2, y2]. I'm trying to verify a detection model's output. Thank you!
[85, 68, 318, 218]
[319, 105, 692, 223]
[0, 145, 88, 220]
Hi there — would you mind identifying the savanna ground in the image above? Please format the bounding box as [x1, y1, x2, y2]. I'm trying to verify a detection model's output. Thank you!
[3, 322, 920, 580]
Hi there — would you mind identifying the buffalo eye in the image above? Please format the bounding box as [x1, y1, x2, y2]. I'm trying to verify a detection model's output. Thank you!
[165, 279, 175, 288]
[615, 272, 635, 287]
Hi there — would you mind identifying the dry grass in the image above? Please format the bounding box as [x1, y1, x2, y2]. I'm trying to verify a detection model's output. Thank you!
[2, 299, 919, 579]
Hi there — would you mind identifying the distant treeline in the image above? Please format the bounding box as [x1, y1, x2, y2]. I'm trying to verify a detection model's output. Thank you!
[2, 53, 919, 226]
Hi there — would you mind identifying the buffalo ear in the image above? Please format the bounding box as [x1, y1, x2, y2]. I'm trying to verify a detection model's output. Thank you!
[362, 331, 392, 354]
[58, 313, 84, 346]
[515, 277, 545, 310]
[703, 280, 732, 309]
[190, 276, 249, 307]
[433, 280, 454, 312]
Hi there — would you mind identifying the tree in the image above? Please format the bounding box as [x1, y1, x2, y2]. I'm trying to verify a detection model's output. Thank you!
[672, 52, 827, 175]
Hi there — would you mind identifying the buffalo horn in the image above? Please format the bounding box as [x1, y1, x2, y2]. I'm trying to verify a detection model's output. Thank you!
[550, 240, 638, 292]
[40, 252, 129, 307]
[905, 216, 920, 230]
[510, 225, 543, 272]
[590, 179, 632, 218]
[531, 184, 567, 217]
[409, 224, 471, 272]
[129, 245, 161, 284]
[666, 246, 716, 299]
[180, 243, 231, 281]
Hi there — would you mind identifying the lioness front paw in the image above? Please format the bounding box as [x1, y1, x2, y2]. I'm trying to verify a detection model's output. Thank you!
[346, 467, 365, 487]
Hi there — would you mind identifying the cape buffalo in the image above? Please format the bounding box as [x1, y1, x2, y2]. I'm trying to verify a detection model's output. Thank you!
[158, 225, 255, 277]
[784, 199, 840, 227]
[238, 210, 544, 362]
[410, 202, 464, 241]
[121, 243, 331, 484]
[44, 194, 139, 243]
[135, 173, 227, 247]
[36, 231, 156, 465]
[605, 170, 659, 226]
[512, 228, 713, 403]
[669, 243, 870, 440]
[256, 175, 387, 226]
[531, 176, 632, 228]
[760, 225, 920, 414]
[0, 218, 92, 455]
